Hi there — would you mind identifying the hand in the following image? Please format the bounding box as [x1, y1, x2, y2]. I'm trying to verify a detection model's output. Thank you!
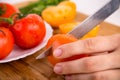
[53, 34, 120, 80]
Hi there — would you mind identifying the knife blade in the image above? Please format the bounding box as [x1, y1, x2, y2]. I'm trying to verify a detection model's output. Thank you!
[36, 0, 120, 59]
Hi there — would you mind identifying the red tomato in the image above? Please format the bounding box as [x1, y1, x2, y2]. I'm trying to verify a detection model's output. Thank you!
[0, 2, 19, 18]
[0, 27, 14, 59]
[46, 34, 88, 65]
[10, 14, 46, 49]
[0, 2, 19, 27]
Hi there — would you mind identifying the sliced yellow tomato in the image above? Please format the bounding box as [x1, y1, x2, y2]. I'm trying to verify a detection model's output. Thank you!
[42, 1, 76, 27]
[59, 22, 79, 34]
[81, 25, 99, 39]
[58, 1, 76, 10]
[59, 22, 99, 39]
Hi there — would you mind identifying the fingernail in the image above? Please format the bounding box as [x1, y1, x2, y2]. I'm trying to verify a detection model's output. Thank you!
[54, 64, 62, 74]
[65, 75, 71, 80]
[53, 49, 62, 57]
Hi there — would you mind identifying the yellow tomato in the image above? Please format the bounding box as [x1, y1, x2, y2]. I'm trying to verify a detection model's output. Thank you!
[81, 25, 99, 39]
[42, 1, 76, 27]
[58, 1, 76, 10]
[59, 22, 100, 39]
[59, 22, 79, 34]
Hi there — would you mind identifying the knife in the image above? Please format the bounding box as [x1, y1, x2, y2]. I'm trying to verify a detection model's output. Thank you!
[36, 0, 120, 59]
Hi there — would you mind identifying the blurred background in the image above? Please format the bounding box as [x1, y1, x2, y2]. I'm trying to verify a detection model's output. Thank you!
[0, 0, 120, 27]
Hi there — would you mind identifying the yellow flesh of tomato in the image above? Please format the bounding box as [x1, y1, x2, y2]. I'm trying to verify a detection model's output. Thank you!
[59, 22, 99, 39]
[42, 1, 76, 27]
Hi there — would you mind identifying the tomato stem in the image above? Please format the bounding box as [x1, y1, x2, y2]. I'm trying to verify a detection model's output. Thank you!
[11, 13, 24, 19]
[0, 13, 23, 25]
[0, 18, 13, 24]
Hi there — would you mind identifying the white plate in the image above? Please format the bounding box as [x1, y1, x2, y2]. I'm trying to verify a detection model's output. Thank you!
[0, 21, 53, 63]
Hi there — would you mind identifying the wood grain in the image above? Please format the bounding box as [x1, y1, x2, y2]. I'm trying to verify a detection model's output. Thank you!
[0, 1, 120, 80]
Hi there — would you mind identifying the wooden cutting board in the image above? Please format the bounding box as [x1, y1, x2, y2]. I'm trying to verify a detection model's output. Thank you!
[0, 1, 120, 80]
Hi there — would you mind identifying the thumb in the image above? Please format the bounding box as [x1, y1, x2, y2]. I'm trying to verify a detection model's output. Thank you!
[53, 34, 120, 59]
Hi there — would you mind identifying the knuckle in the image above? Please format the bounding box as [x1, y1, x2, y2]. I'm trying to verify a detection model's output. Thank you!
[83, 58, 96, 72]
[115, 34, 120, 45]
[115, 34, 120, 40]
[93, 74, 108, 80]
[91, 70, 118, 80]
[92, 73, 107, 80]
[83, 38, 96, 52]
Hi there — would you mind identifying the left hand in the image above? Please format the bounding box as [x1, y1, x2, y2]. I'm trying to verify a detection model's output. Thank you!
[52, 34, 120, 80]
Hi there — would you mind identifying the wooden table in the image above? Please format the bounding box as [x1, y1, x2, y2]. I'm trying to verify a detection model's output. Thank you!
[0, 2, 120, 80]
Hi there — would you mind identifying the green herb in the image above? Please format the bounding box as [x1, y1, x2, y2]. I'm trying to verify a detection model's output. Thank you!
[19, 0, 65, 16]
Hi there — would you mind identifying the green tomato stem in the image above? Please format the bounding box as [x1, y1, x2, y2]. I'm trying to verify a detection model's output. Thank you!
[0, 13, 23, 25]
[0, 18, 13, 24]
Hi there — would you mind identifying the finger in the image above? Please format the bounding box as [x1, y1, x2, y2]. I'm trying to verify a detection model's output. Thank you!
[53, 34, 120, 58]
[54, 52, 120, 74]
[65, 69, 120, 80]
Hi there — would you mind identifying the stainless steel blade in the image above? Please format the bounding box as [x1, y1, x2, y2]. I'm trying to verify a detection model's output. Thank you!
[36, 0, 120, 59]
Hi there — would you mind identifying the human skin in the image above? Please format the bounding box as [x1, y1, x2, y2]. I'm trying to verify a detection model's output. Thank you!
[53, 34, 120, 80]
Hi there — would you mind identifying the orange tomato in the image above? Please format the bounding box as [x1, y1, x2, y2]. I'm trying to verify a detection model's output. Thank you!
[46, 34, 88, 65]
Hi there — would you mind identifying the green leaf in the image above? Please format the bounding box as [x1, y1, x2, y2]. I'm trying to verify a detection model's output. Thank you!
[19, 0, 65, 16]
